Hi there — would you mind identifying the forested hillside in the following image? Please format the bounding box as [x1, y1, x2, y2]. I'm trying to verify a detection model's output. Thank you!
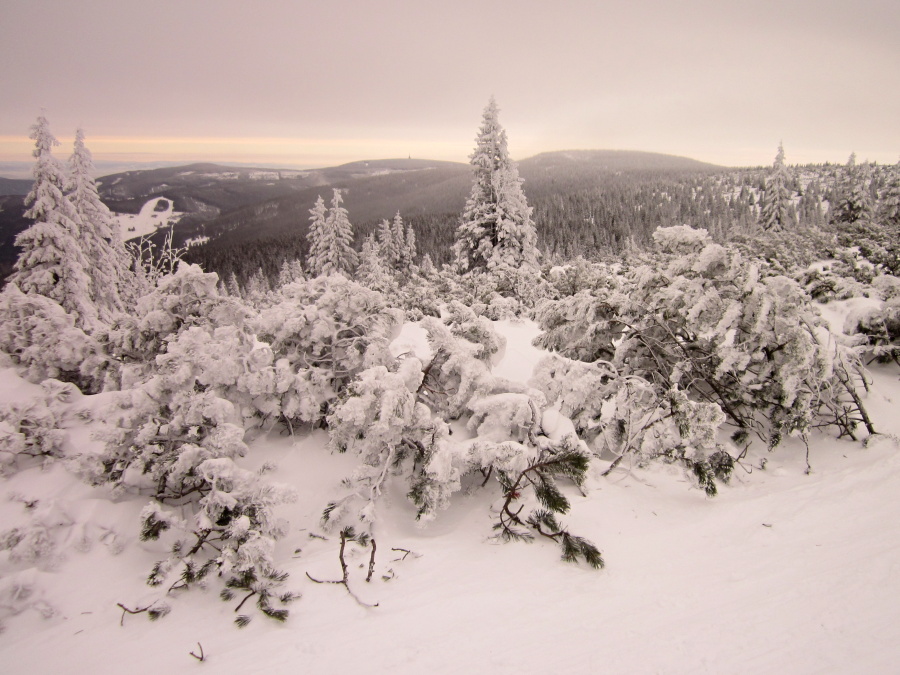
[184, 153, 897, 289]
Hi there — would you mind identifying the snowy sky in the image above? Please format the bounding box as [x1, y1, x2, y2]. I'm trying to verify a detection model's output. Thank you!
[1, 0, 898, 169]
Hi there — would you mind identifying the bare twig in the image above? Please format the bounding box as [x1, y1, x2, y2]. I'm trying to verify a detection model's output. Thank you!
[306, 530, 378, 608]
[189, 643, 205, 662]
[116, 602, 148, 626]
[366, 539, 377, 582]
[117, 602, 148, 627]
[391, 547, 420, 561]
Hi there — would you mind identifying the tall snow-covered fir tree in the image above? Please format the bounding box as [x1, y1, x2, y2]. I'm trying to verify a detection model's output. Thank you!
[306, 195, 328, 276]
[67, 128, 133, 319]
[377, 216, 399, 268]
[878, 162, 900, 227]
[9, 115, 97, 328]
[832, 152, 874, 225]
[322, 189, 358, 277]
[759, 142, 796, 232]
[453, 98, 539, 274]
[306, 190, 358, 277]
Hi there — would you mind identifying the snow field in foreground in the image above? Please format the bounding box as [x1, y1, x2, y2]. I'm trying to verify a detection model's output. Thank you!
[1, 318, 899, 674]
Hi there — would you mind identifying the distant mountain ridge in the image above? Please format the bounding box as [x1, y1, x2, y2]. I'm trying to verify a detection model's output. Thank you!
[0, 178, 32, 196]
[523, 149, 721, 172]
[1, 150, 726, 284]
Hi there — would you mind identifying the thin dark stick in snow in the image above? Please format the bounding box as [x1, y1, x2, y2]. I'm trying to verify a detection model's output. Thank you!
[116, 602, 148, 627]
[390, 548, 420, 561]
[366, 539, 377, 582]
[803, 434, 812, 475]
[189, 643, 205, 662]
[306, 530, 378, 608]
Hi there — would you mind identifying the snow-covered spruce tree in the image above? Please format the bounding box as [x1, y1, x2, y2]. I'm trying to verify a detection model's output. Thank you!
[830, 158, 899, 273]
[879, 163, 900, 228]
[832, 153, 874, 226]
[0, 284, 109, 390]
[356, 234, 398, 295]
[403, 222, 417, 269]
[305, 195, 328, 276]
[8, 115, 97, 329]
[376, 216, 399, 269]
[306, 190, 358, 277]
[225, 270, 242, 297]
[390, 211, 417, 271]
[453, 98, 540, 284]
[244, 267, 273, 308]
[67, 128, 134, 318]
[758, 142, 797, 232]
[254, 274, 402, 428]
[277, 258, 305, 288]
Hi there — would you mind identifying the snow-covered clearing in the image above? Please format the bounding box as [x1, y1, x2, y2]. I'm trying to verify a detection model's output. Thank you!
[113, 197, 182, 240]
[2, 318, 900, 674]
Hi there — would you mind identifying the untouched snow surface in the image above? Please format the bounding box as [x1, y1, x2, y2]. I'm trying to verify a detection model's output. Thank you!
[2, 320, 900, 674]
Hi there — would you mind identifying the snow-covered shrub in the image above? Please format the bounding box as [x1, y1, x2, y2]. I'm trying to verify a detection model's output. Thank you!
[652, 224, 712, 254]
[0, 399, 65, 475]
[845, 298, 900, 365]
[0, 499, 75, 571]
[325, 320, 602, 567]
[357, 266, 442, 322]
[0, 571, 56, 632]
[530, 355, 731, 495]
[0, 285, 111, 391]
[96, 385, 247, 500]
[0, 380, 84, 475]
[255, 275, 402, 427]
[872, 275, 900, 302]
[102, 263, 250, 385]
[157, 324, 281, 429]
[442, 300, 506, 364]
[834, 217, 900, 276]
[544, 257, 619, 299]
[140, 459, 297, 625]
[532, 290, 620, 362]
[93, 365, 298, 622]
[462, 391, 603, 567]
[534, 227, 874, 450]
[731, 227, 837, 274]
[798, 263, 870, 303]
[417, 317, 494, 420]
[324, 357, 458, 526]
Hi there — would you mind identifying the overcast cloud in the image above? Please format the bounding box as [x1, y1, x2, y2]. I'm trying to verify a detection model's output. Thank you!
[1, 0, 898, 168]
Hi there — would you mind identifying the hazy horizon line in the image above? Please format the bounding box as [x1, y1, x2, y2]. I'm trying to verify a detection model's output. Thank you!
[4, 146, 890, 181]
